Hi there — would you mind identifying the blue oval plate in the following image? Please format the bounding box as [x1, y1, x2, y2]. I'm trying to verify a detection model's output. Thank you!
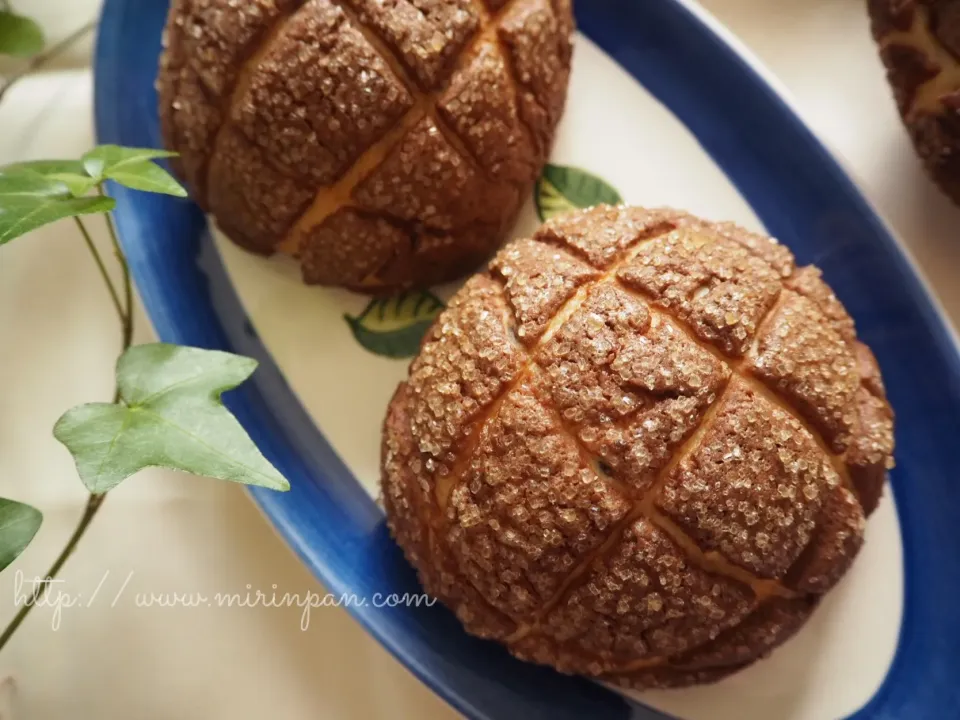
[95, 0, 960, 718]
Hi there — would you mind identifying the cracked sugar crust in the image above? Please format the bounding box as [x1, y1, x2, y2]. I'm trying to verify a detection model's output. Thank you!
[847, 344, 896, 515]
[785, 266, 856, 346]
[376, 222, 507, 290]
[670, 595, 816, 671]
[656, 380, 838, 580]
[158, 0, 575, 292]
[847, 387, 894, 515]
[497, 0, 573, 159]
[535, 284, 730, 492]
[300, 207, 409, 286]
[444, 380, 631, 621]
[438, 43, 541, 182]
[746, 291, 859, 453]
[712, 220, 796, 279]
[159, 0, 284, 203]
[158, 0, 299, 203]
[352, 115, 520, 232]
[206, 126, 317, 253]
[537, 205, 686, 269]
[382, 205, 895, 685]
[158, 9, 220, 202]
[600, 597, 815, 688]
[234, 0, 414, 187]
[343, 0, 480, 90]
[617, 225, 784, 358]
[490, 237, 600, 344]
[869, 0, 960, 205]
[407, 274, 524, 472]
[529, 519, 757, 676]
[382, 382, 518, 639]
[178, 0, 300, 96]
[786, 484, 865, 594]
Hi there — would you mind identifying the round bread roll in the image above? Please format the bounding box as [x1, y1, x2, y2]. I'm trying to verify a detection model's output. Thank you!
[381, 206, 895, 688]
[869, 0, 960, 204]
[157, 0, 574, 292]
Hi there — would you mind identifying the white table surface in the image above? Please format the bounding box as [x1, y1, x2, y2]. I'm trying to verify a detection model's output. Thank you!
[0, 0, 955, 718]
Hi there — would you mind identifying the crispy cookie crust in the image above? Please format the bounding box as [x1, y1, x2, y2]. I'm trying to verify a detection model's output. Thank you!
[157, 0, 574, 291]
[381, 205, 895, 688]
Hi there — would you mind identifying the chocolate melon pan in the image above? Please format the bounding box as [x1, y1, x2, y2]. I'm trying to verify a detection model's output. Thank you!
[870, 0, 960, 205]
[157, 0, 574, 292]
[381, 205, 895, 689]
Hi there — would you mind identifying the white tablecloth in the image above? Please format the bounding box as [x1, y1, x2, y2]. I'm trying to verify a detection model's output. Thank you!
[0, 1, 954, 717]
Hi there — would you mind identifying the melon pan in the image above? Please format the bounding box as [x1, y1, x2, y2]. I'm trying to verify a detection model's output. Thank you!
[382, 205, 895, 689]
[157, 0, 574, 291]
[870, 0, 960, 205]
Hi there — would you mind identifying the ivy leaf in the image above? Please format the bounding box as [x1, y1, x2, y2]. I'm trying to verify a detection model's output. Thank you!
[2, 161, 97, 197]
[82, 146, 186, 197]
[535, 164, 623, 221]
[4, 160, 87, 176]
[53, 343, 288, 494]
[0, 499, 42, 572]
[0, 11, 44, 58]
[0, 169, 114, 245]
[46, 173, 98, 197]
[81, 146, 176, 178]
[346, 291, 445, 359]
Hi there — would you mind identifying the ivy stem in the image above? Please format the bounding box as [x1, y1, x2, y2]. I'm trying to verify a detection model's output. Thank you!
[0, 20, 96, 104]
[100, 189, 132, 343]
[74, 215, 124, 326]
[0, 494, 105, 651]
[0, 198, 133, 650]
[99, 188, 133, 354]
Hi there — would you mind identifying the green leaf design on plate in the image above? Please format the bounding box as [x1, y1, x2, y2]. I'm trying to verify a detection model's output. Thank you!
[0, 498, 42, 572]
[346, 291, 445, 359]
[0, 11, 44, 58]
[0, 169, 115, 245]
[535, 164, 623, 221]
[53, 343, 289, 494]
[81, 145, 186, 197]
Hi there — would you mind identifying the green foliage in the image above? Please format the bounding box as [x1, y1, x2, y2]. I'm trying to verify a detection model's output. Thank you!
[54, 344, 288, 494]
[0, 58, 283, 652]
[0, 142, 281, 608]
[0, 146, 186, 243]
[4, 160, 86, 177]
[535, 164, 623, 221]
[0, 11, 43, 58]
[346, 291, 445, 359]
[0, 169, 114, 245]
[0, 499, 41, 571]
[81, 146, 185, 197]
